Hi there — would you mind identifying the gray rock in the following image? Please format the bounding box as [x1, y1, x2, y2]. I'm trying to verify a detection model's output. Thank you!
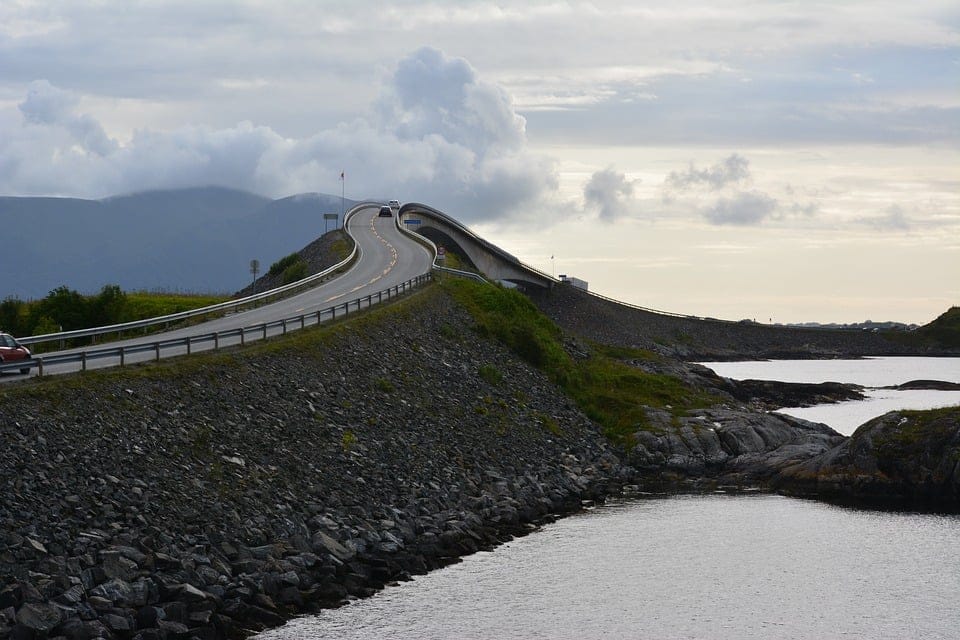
[310, 532, 354, 562]
[15, 602, 62, 633]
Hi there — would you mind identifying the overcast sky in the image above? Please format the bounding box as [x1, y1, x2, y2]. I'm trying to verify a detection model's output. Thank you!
[1, 1, 957, 323]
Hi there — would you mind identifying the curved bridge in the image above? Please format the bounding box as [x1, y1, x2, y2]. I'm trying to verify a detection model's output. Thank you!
[399, 202, 556, 290]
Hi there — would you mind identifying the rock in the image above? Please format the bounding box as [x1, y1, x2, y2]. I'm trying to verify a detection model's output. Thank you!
[15, 602, 62, 633]
[310, 532, 354, 562]
[776, 407, 960, 509]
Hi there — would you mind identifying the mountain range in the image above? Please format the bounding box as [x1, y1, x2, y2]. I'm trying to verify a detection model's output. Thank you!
[2, 187, 357, 299]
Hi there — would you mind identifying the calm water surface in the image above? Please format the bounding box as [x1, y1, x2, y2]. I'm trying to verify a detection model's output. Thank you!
[258, 495, 960, 640]
[701, 357, 960, 435]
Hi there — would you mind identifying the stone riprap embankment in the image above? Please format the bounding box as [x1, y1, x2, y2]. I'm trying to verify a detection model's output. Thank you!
[0, 287, 627, 640]
[529, 285, 954, 360]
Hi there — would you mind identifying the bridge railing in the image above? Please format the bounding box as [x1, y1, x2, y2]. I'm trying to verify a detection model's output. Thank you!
[399, 202, 550, 284]
[18, 201, 381, 349]
[1, 272, 432, 376]
[392, 210, 487, 283]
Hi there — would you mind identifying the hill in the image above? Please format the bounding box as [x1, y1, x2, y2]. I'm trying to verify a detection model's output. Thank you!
[885, 306, 960, 350]
[1, 187, 355, 299]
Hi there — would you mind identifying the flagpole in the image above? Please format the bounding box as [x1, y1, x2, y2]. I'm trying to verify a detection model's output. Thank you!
[340, 170, 345, 228]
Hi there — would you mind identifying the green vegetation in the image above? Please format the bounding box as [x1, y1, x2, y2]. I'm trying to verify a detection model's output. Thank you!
[0, 285, 227, 345]
[268, 252, 310, 284]
[886, 306, 960, 349]
[375, 377, 395, 393]
[329, 236, 352, 262]
[444, 279, 721, 447]
[478, 364, 503, 386]
[872, 406, 960, 467]
[267, 253, 302, 277]
[341, 430, 358, 451]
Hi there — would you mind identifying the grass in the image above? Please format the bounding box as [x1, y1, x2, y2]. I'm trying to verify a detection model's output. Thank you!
[124, 291, 229, 318]
[7, 276, 723, 452]
[872, 406, 960, 468]
[443, 279, 722, 448]
[478, 364, 503, 386]
[884, 306, 960, 349]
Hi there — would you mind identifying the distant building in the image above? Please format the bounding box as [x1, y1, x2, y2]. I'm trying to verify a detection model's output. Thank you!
[558, 274, 588, 291]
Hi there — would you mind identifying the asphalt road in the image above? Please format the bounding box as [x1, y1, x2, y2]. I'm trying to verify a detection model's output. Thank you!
[1, 204, 434, 381]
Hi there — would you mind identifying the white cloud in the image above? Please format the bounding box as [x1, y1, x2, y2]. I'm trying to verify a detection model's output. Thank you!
[0, 48, 558, 223]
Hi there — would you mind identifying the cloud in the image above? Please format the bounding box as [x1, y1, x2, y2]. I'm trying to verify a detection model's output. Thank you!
[377, 47, 526, 153]
[702, 191, 778, 226]
[583, 167, 638, 222]
[666, 153, 751, 191]
[19, 79, 116, 156]
[857, 204, 912, 231]
[0, 49, 558, 223]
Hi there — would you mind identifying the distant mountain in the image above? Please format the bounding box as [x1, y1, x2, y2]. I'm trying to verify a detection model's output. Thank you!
[1, 187, 357, 299]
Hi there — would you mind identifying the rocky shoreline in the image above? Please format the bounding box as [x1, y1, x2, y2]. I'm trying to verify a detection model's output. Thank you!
[0, 288, 628, 640]
[1, 280, 956, 640]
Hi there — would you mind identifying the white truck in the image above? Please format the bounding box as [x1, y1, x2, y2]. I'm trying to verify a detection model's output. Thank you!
[558, 274, 588, 291]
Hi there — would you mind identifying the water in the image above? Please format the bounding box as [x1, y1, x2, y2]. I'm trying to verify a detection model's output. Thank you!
[700, 357, 960, 435]
[258, 495, 960, 640]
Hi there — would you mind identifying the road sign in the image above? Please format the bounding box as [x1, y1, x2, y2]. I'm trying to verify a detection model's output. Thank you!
[404, 219, 422, 225]
[437, 246, 446, 261]
[323, 213, 338, 220]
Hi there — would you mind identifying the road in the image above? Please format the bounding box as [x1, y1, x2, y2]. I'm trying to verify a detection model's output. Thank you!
[2, 204, 434, 380]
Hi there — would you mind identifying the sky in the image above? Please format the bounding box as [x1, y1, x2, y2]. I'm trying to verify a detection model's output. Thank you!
[1, 0, 957, 324]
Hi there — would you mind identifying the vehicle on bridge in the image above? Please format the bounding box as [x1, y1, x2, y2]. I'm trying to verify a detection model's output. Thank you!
[378, 205, 393, 217]
[0, 332, 32, 375]
[388, 199, 401, 211]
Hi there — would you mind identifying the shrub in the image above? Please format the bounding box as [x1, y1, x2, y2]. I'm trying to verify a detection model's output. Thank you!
[268, 253, 302, 277]
[281, 260, 308, 284]
[478, 364, 503, 385]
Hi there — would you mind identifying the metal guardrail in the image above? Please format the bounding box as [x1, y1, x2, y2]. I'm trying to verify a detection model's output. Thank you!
[18, 201, 381, 348]
[398, 202, 740, 320]
[1, 273, 432, 376]
[392, 209, 487, 283]
[399, 202, 552, 283]
[577, 289, 714, 321]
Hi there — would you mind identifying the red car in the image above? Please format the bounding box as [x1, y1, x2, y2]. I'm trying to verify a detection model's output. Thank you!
[0, 332, 32, 374]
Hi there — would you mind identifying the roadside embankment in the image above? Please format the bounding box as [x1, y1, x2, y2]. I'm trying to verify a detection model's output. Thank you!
[0, 286, 627, 640]
[528, 285, 958, 360]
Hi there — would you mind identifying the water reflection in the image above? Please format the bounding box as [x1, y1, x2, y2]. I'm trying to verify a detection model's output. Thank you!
[257, 494, 960, 640]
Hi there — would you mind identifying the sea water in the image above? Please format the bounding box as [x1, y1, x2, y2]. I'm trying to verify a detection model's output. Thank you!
[257, 494, 960, 640]
[700, 357, 960, 435]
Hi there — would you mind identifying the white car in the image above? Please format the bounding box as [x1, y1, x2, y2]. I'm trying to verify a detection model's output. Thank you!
[388, 199, 401, 211]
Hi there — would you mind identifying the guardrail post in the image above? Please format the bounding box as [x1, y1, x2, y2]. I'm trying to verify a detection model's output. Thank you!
[120, 347, 125, 367]
[301, 315, 305, 329]
[240, 328, 245, 346]
[262, 324, 268, 340]
[316, 310, 322, 325]
[187, 336, 192, 355]
[155, 343, 161, 361]
[81, 352, 87, 371]
[378, 291, 382, 303]
[214, 333, 220, 350]
[282, 319, 288, 335]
